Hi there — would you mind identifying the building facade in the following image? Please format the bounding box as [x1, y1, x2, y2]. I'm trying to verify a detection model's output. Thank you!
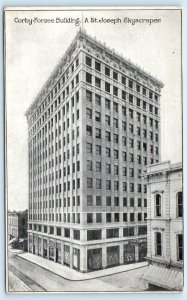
[8, 210, 28, 249]
[25, 30, 163, 272]
[142, 161, 183, 290]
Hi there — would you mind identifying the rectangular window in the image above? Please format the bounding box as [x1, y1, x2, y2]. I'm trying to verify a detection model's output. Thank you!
[86, 73, 92, 84]
[96, 162, 101, 172]
[177, 192, 183, 217]
[129, 94, 133, 104]
[155, 194, 161, 216]
[129, 80, 133, 89]
[123, 213, 127, 222]
[86, 108, 92, 119]
[105, 66, 110, 76]
[95, 111, 101, 122]
[96, 128, 101, 139]
[155, 232, 162, 256]
[113, 86, 118, 96]
[96, 213, 102, 223]
[113, 71, 118, 80]
[130, 213, 134, 222]
[106, 196, 111, 206]
[123, 197, 127, 206]
[95, 94, 101, 105]
[114, 149, 118, 159]
[64, 228, 70, 238]
[106, 213, 111, 222]
[86, 142, 92, 153]
[105, 82, 110, 93]
[86, 125, 92, 136]
[105, 115, 110, 126]
[177, 234, 183, 261]
[122, 76, 126, 85]
[95, 61, 101, 71]
[96, 179, 101, 189]
[123, 167, 127, 176]
[138, 226, 147, 235]
[106, 163, 111, 174]
[123, 227, 134, 237]
[113, 118, 118, 128]
[87, 160, 92, 171]
[114, 165, 119, 175]
[114, 181, 119, 191]
[87, 195, 93, 206]
[87, 178, 92, 188]
[95, 77, 101, 88]
[87, 230, 102, 241]
[106, 147, 110, 157]
[106, 180, 111, 190]
[122, 90, 126, 100]
[96, 196, 102, 206]
[130, 198, 134, 207]
[87, 213, 93, 223]
[86, 56, 92, 67]
[96, 145, 101, 155]
[106, 228, 119, 238]
[74, 230, 80, 240]
[105, 99, 110, 109]
[86, 90, 92, 102]
[114, 197, 119, 206]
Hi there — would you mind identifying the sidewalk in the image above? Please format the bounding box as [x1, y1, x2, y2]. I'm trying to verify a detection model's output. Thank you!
[18, 252, 148, 281]
[9, 247, 23, 255]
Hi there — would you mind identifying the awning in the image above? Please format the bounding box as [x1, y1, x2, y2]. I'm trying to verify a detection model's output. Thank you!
[8, 238, 18, 245]
[18, 238, 25, 243]
[141, 264, 183, 291]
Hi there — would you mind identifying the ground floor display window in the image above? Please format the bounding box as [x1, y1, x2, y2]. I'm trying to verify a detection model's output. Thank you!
[43, 239, 47, 258]
[87, 248, 102, 270]
[138, 242, 147, 262]
[38, 237, 42, 256]
[107, 246, 120, 267]
[124, 244, 135, 264]
[33, 235, 37, 254]
[28, 234, 32, 253]
[56, 242, 61, 263]
[64, 245, 70, 267]
[73, 248, 80, 270]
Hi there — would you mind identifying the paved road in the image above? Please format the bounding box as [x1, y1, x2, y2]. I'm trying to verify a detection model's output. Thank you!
[8, 252, 148, 292]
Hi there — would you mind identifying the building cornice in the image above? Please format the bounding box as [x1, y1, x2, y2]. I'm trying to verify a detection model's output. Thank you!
[25, 29, 164, 120]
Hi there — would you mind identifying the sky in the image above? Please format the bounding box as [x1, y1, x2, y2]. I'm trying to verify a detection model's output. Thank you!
[5, 8, 182, 211]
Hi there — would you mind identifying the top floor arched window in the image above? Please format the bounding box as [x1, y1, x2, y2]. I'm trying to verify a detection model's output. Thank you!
[155, 194, 161, 217]
[177, 192, 183, 217]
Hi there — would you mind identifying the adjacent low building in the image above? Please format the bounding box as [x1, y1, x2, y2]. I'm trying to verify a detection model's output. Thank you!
[141, 161, 183, 291]
[8, 210, 28, 250]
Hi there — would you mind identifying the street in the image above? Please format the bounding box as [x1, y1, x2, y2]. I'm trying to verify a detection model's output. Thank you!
[8, 252, 148, 292]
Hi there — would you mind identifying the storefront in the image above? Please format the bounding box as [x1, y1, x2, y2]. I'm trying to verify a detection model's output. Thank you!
[28, 234, 32, 253]
[73, 248, 80, 270]
[33, 234, 37, 254]
[87, 248, 102, 271]
[64, 245, 70, 267]
[49, 240, 55, 261]
[107, 246, 120, 267]
[38, 237, 42, 256]
[138, 242, 147, 262]
[56, 242, 61, 263]
[123, 243, 135, 264]
[43, 239, 47, 258]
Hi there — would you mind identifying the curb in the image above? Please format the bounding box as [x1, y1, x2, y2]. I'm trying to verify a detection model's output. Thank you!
[16, 254, 148, 282]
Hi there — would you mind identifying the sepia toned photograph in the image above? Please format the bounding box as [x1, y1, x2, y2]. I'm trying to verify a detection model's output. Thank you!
[5, 7, 183, 293]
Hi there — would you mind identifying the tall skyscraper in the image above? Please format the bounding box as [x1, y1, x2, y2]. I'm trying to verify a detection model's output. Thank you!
[25, 29, 163, 272]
